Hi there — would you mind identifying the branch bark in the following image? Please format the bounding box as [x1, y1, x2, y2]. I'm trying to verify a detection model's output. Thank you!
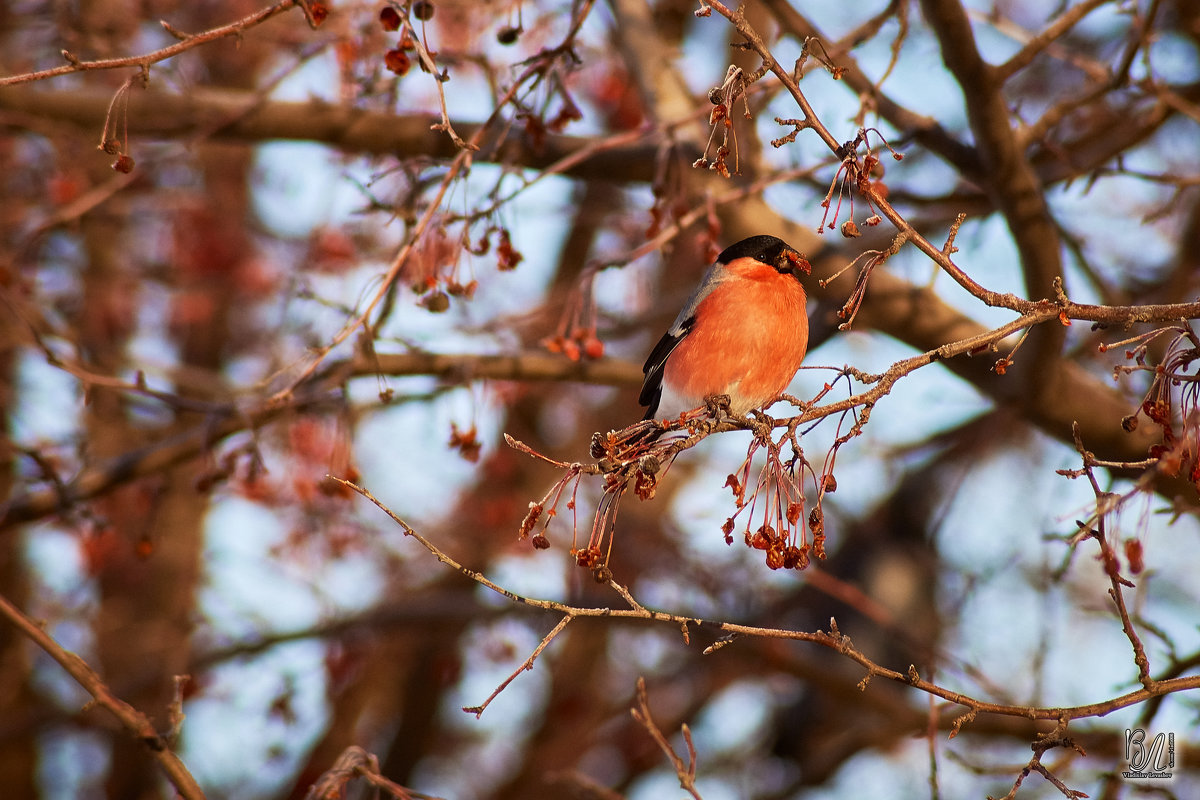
[918, 0, 1068, 381]
[339, 477, 1200, 728]
[0, 593, 205, 800]
[0, 84, 670, 183]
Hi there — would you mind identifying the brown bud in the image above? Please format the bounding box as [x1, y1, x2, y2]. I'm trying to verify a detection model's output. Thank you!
[412, 0, 434, 21]
[1124, 538, 1144, 574]
[379, 7, 401, 30]
[419, 291, 450, 312]
[385, 48, 411, 75]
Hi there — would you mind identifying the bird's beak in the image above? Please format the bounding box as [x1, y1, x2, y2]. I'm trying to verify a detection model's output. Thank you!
[781, 248, 811, 276]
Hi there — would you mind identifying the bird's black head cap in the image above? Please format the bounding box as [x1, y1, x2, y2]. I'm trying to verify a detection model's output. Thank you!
[717, 234, 806, 276]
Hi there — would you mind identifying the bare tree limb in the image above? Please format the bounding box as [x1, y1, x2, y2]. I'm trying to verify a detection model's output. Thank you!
[761, 0, 982, 178]
[334, 477, 1200, 727]
[8, 282, 1200, 532]
[0, 593, 205, 800]
[304, 745, 444, 800]
[0, 85, 669, 183]
[631, 677, 703, 800]
[0, 0, 310, 87]
[993, 0, 1112, 82]
[918, 0, 1065, 306]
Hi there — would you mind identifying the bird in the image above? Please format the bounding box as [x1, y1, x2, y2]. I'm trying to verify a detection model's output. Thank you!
[639, 234, 811, 421]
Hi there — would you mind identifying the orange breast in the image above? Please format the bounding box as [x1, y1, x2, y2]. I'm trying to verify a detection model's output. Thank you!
[662, 259, 808, 415]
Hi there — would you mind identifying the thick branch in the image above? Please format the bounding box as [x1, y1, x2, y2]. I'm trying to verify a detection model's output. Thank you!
[2, 79, 1187, 206]
[0, 353, 641, 530]
[918, 0, 1065, 304]
[360, 351, 642, 387]
[0, 85, 668, 183]
[7, 286, 1200, 532]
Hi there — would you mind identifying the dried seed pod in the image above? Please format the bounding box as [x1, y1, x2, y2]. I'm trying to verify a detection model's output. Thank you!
[385, 49, 411, 75]
[420, 290, 450, 312]
[412, 0, 434, 21]
[379, 6, 401, 30]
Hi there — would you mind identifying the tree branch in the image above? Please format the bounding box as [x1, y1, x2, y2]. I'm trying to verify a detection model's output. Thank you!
[631, 678, 703, 800]
[761, 0, 982, 178]
[335, 477, 1200, 728]
[0, 351, 642, 531]
[0, 0, 309, 87]
[0, 85, 670, 183]
[0, 593, 205, 800]
[918, 0, 1065, 303]
[6, 285, 1200, 532]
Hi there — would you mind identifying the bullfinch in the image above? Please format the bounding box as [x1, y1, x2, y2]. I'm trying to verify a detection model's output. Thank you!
[639, 234, 810, 420]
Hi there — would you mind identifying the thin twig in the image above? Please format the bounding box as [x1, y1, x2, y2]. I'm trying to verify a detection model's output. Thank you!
[0, 593, 206, 800]
[631, 677, 703, 800]
[267, 0, 599, 402]
[304, 745, 446, 800]
[333, 477, 1200, 725]
[0, 0, 305, 87]
[701, 0, 1039, 310]
[1066, 423, 1157, 690]
[462, 615, 572, 718]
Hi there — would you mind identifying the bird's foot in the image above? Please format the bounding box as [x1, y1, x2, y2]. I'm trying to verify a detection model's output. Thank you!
[704, 393, 733, 418]
[747, 408, 777, 439]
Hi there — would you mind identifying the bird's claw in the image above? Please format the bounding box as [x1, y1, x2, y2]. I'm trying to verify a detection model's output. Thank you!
[704, 393, 733, 418]
[748, 408, 777, 438]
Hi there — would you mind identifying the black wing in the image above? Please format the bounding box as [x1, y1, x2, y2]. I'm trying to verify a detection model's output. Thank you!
[639, 315, 694, 419]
